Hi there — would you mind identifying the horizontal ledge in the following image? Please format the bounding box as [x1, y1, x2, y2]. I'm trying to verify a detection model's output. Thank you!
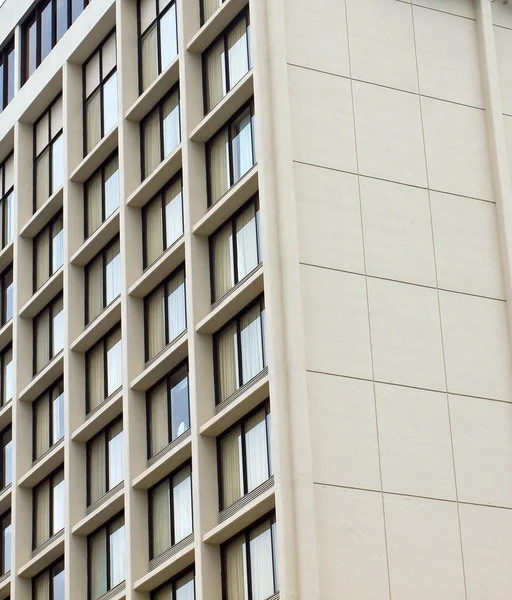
[71, 389, 123, 443]
[20, 187, 63, 239]
[19, 269, 63, 319]
[70, 211, 120, 267]
[70, 127, 119, 183]
[19, 353, 64, 403]
[72, 486, 125, 536]
[18, 441, 64, 489]
[70, 298, 121, 353]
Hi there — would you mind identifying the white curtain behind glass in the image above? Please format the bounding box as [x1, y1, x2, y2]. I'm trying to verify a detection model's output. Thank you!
[163, 93, 180, 158]
[240, 304, 263, 384]
[36, 229, 50, 290]
[144, 109, 161, 177]
[145, 198, 164, 266]
[209, 130, 230, 204]
[167, 270, 186, 342]
[6, 192, 13, 245]
[87, 256, 103, 322]
[88, 344, 105, 410]
[212, 223, 234, 301]
[35, 150, 50, 209]
[206, 39, 226, 112]
[108, 422, 123, 489]
[33, 570, 50, 600]
[232, 111, 253, 183]
[35, 481, 50, 546]
[90, 529, 107, 600]
[86, 172, 103, 236]
[236, 204, 258, 281]
[220, 425, 242, 508]
[36, 310, 50, 372]
[86, 90, 101, 153]
[249, 521, 275, 600]
[35, 395, 50, 459]
[164, 178, 183, 248]
[227, 19, 248, 89]
[150, 382, 169, 456]
[3, 521, 10, 573]
[224, 535, 247, 600]
[245, 409, 269, 492]
[109, 519, 125, 587]
[152, 480, 171, 556]
[147, 287, 165, 359]
[89, 435, 106, 503]
[141, 25, 158, 92]
[173, 465, 192, 542]
[217, 323, 239, 401]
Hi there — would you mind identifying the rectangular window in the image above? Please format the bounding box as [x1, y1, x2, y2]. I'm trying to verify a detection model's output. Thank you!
[203, 11, 251, 113]
[85, 237, 121, 324]
[0, 153, 14, 250]
[0, 346, 12, 408]
[0, 427, 11, 490]
[142, 173, 183, 268]
[84, 153, 119, 238]
[34, 96, 63, 211]
[214, 297, 266, 404]
[206, 102, 255, 206]
[0, 39, 15, 113]
[34, 294, 64, 374]
[0, 512, 10, 576]
[86, 326, 122, 413]
[87, 418, 124, 506]
[32, 558, 65, 600]
[210, 197, 260, 302]
[201, 0, 225, 25]
[34, 213, 64, 292]
[221, 515, 278, 600]
[88, 514, 125, 600]
[144, 266, 186, 361]
[33, 467, 65, 549]
[148, 463, 193, 559]
[151, 569, 195, 600]
[33, 379, 64, 461]
[0, 266, 13, 327]
[141, 86, 180, 179]
[84, 31, 118, 155]
[147, 363, 189, 459]
[138, 0, 178, 92]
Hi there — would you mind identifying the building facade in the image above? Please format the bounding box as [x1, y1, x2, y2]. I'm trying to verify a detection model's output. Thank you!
[0, 0, 511, 598]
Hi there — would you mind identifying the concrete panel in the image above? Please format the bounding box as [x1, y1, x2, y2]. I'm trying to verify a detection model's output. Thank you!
[494, 25, 512, 116]
[412, 0, 475, 18]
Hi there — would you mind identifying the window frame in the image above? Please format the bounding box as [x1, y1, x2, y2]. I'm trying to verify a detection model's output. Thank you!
[32, 378, 64, 462]
[0, 39, 15, 113]
[0, 345, 12, 408]
[33, 293, 64, 375]
[0, 426, 11, 491]
[84, 151, 119, 239]
[0, 265, 13, 328]
[32, 557, 65, 600]
[32, 466, 65, 550]
[33, 211, 64, 292]
[200, 0, 226, 26]
[150, 567, 195, 600]
[0, 511, 10, 576]
[0, 152, 14, 251]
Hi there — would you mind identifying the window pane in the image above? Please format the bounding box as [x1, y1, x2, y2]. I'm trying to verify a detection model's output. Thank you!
[36, 309, 50, 372]
[5, 192, 13, 245]
[35, 149, 50, 210]
[170, 369, 189, 440]
[240, 304, 263, 384]
[249, 520, 275, 600]
[102, 32, 117, 75]
[208, 129, 230, 204]
[2, 518, 10, 574]
[103, 72, 118, 134]
[88, 434, 106, 504]
[236, 203, 258, 281]
[140, 0, 157, 34]
[71, 0, 85, 22]
[34, 481, 50, 546]
[87, 255, 103, 323]
[220, 425, 242, 508]
[3, 431, 11, 487]
[212, 222, 234, 301]
[3, 349, 12, 405]
[224, 534, 247, 600]
[90, 528, 107, 600]
[53, 562, 65, 600]
[3, 268, 12, 323]
[52, 384, 65, 444]
[164, 178, 183, 248]
[41, 2, 53, 62]
[6, 48, 14, 105]
[162, 92, 180, 158]
[88, 343, 105, 411]
[52, 296, 64, 356]
[104, 156, 120, 219]
[148, 381, 168, 456]
[202, 0, 221, 23]
[27, 20, 38, 78]
[160, 5, 178, 71]
[86, 90, 102, 154]
[141, 25, 158, 92]
[106, 329, 122, 395]
[143, 109, 161, 177]
[231, 109, 253, 183]
[35, 394, 50, 459]
[167, 270, 186, 342]
[216, 322, 239, 402]
[245, 409, 269, 492]
[35, 228, 50, 290]
[86, 171, 102, 236]
[175, 571, 195, 600]
[52, 134, 64, 193]
[52, 216, 64, 273]
[108, 420, 123, 489]
[51, 98, 63, 138]
[105, 240, 121, 305]
[228, 18, 249, 89]
[109, 519, 125, 587]
[146, 287, 165, 360]
[85, 52, 100, 98]
[33, 569, 50, 600]
[151, 479, 170, 556]
[173, 465, 192, 543]
[205, 39, 226, 112]
[56, 0, 68, 41]
[53, 470, 65, 533]
[144, 197, 163, 266]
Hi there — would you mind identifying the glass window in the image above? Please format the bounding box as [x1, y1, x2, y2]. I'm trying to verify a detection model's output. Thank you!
[204, 11, 250, 113]
[34, 295, 64, 374]
[84, 32, 118, 155]
[141, 87, 180, 179]
[34, 213, 64, 291]
[0, 267, 13, 327]
[138, 0, 177, 92]
[85, 237, 121, 324]
[201, 0, 225, 25]
[149, 463, 192, 559]
[0, 427, 11, 490]
[84, 153, 119, 238]
[206, 102, 255, 206]
[0, 512, 10, 576]
[34, 96, 64, 211]
[214, 297, 266, 404]
[147, 363, 189, 459]
[32, 559, 64, 600]
[151, 569, 195, 600]
[86, 326, 122, 413]
[144, 266, 186, 361]
[0, 40, 15, 113]
[87, 418, 124, 506]
[0, 346, 12, 408]
[221, 515, 278, 600]
[33, 379, 64, 461]
[142, 173, 183, 268]
[0, 153, 14, 250]
[33, 468, 65, 549]
[88, 514, 125, 600]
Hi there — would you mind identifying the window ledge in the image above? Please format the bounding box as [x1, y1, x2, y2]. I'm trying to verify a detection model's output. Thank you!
[19, 268, 63, 319]
[18, 530, 64, 578]
[70, 297, 121, 353]
[19, 352, 64, 403]
[18, 440, 64, 489]
[126, 57, 180, 123]
[72, 484, 124, 537]
[203, 485, 275, 545]
[197, 265, 263, 334]
[0, 321, 12, 353]
[70, 126, 119, 183]
[70, 210, 120, 267]
[20, 187, 63, 239]
[126, 145, 182, 209]
[130, 332, 188, 392]
[132, 431, 192, 490]
[200, 371, 269, 437]
[0, 243, 13, 274]
[0, 570, 10, 598]
[128, 237, 185, 298]
[96, 582, 126, 600]
[133, 539, 194, 592]
[190, 71, 253, 143]
[187, 0, 249, 53]
[193, 166, 258, 237]
[71, 388, 123, 443]
[0, 403, 11, 433]
[0, 484, 11, 516]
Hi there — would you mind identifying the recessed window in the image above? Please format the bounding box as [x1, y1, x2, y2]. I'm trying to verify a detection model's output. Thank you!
[84, 31, 118, 155]
[0, 153, 14, 250]
[138, 0, 178, 92]
[0, 267, 13, 327]
[203, 11, 251, 113]
[142, 173, 183, 268]
[87, 418, 124, 506]
[86, 326, 122, 413]
[221, 515, 278, 600]
[88, 514, 125, 600]
[0, 39, 15, 113]
[210, 197, 260, 302]
[206, 101, 255, 206]
[0, 346, 12, 408]
[34, 96, 63, 211]
[151, 569, 195, 600]
[147, 363, 189, 459]
[141, 86, 180, 179]
[84, 153, 119, 238]
[0, 512, 10, 576]
[149, 463, 193, 559]
[144, 266, 186, 361]
[218, 403, 272, 510]
[85, 237, 121, 324]
[200, 0, 225, 25]
[0, 427, 11, 490]
[33, 558, 64, 600]
[33, 467, 65, 549]
[214, 297, 266, 404]
[34, 213, 64, 292]
[33, 379, 64, 462]
[34, 294, 64, 374]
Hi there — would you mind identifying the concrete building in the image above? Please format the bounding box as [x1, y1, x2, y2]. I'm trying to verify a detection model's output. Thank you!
[0, 0, 512, 598]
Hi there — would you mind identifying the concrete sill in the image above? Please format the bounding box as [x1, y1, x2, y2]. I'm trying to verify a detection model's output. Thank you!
[18, 531, 64, 578]
[128, 237, 185, 298]
[193, 166, 258, 237]
[196, 266, 263, 334]
[200, 374, 269, 438]
[126, 57, 180, 123]
[190, 71, 253, 143]
[0, 404, 11, 433]
[126, 145, 182, 209]
[187, 0, 248, 54]
[0, 322, 12, 354]
[70, 210, 120, 267]
[0, 244, 13, 274]
[18, 440, 64, 489]
[71, 389, 123, 443]
[0, 485, 11, 516]
[20, 187, 63, 239]
[70, 297, 121, 353]
[0, 571, 10, 599]
[72, 486, 124, 536]
[133, 543, 194, 592]
[19, 269, 63, 319]
[70, 126, 118, 183]
[19, 353, 64, 403]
